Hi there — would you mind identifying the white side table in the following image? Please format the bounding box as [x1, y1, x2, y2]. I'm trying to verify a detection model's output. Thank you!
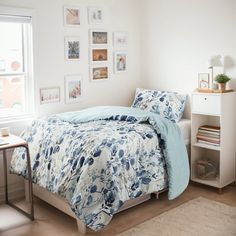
[0, 134, 34, 220]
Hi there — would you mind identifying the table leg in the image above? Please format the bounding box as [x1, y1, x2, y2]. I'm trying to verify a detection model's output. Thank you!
[25, 145, 34, 220]
[3, 150, 8, 203]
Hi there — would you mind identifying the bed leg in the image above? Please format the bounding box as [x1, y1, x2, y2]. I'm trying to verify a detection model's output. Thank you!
[76, 219, 86, 235]
[25, 180, 30, 202]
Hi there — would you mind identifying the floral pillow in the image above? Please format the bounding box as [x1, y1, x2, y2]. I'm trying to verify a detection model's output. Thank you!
[132, 88, 187, 123]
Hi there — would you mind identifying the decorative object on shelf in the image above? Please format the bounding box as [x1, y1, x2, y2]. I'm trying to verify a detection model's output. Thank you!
[65, 37, 80, 61]
[113, 31, 128, 47]
[207, 55, 223, 90]
[90, 48, 108, 63]
[90, 29, 108, 47]
[65, 75, 82, 103]
[114, 51, 127, 73]
[64, 6, 80, 27]
[1, 127, 10, 137]
[88, 7, 104, 24]
[198, 73, 209, 91]
[40, 87, 60, 104]
[90, 65, 109, 81]
[196, 160, 217, 180]
[196, 125, 220, 146]
[214, 74, 231, 92]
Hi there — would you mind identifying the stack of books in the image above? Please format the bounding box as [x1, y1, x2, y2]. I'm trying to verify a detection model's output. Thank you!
[197, 125, 220, 146]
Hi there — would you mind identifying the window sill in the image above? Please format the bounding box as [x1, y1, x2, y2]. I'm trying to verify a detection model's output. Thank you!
[0, 115, 35, 135]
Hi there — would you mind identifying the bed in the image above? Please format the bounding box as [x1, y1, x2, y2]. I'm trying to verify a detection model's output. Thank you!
[10, 90, 190, 234]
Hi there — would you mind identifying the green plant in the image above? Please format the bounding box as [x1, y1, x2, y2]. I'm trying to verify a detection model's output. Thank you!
[215, 74, 231, 83]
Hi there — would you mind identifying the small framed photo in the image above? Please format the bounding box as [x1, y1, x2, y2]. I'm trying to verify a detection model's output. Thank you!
[90, 48, 108, 63]
[113, 31, 128, 47]
[90, 65, 109, 81]
[114, 51, 127, 73]
[88, 7, 104, 24]
[64, 6, 80, 26]
[65, 75, 82, 103]
[90, 29, 108, 47]
[198, 73, 210, 90]
[65, 37, 80, 61]
[40, 87, 60, 104]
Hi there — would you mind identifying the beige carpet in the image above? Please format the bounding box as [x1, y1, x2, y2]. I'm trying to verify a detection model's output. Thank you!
[118, 197, 236, 236]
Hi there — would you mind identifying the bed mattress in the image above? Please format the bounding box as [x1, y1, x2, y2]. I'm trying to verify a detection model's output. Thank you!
[178, 119, 191, 145]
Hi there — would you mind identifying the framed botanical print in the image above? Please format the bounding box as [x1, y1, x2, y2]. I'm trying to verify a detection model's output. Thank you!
[90, 48, 108, 63]
[90, 65, 109, 81]
[40, 87, 60, 104]
[90, 29, 108, 47]
[113, 31, 128, 47]
[88, 7, 104, 24]
[64, 6, 80, 26]
[65, 37, 80, 61]
[65, 75, 82, 103]
[114, 51, 127, 73]
[198, 73, 210, 90]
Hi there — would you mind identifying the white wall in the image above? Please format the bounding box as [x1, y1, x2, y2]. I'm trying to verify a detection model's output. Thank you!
[143, 0, 236, 117]
[0, 0, 144, 118]
[0, 0, 144, 201]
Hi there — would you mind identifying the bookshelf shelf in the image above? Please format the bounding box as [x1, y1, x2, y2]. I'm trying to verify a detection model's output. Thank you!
[193, 142, 221, 151]
[191, 92, 236, 191]
[191, 178, 219, 188]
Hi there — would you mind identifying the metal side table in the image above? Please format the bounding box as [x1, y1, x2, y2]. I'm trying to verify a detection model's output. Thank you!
[0, 134, 34, 220]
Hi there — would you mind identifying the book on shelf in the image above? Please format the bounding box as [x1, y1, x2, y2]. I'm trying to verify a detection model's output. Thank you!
[197, 130, 220, 136]
[196, 135, 220, 142]
[197, 139, 220, 146]
[198, 125, 220, 132]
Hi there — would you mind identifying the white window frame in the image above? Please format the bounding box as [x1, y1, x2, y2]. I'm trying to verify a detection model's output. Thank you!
[0, 6, 35, 123]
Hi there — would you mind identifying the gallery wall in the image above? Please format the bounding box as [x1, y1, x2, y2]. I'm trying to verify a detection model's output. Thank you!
[142, 0, 236, 117]
[0, 0, 144, 201]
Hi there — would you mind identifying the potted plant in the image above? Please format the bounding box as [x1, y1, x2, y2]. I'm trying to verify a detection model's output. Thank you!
[214, 74, 231, 91]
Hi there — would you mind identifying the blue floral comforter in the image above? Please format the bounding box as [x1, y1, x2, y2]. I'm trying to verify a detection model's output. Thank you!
[10, 106, 189, 231]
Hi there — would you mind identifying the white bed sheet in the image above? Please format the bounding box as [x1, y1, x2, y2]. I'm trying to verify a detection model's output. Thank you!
[177, 119, 191, 145]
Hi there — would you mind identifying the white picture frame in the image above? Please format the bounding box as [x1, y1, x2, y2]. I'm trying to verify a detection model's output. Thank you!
[40, 87, 60, 104]
[89, 29, 108, 47]
[65, 37, 80, 61]
[64, 6, 81, 27]
[90, 48, 108, 64]
[113, 31, 128, 47]
[65, 75, 82, 103]
[114, 51, 127, 73]
[90, 65, 109, 81]
[88, 7, 104, 24]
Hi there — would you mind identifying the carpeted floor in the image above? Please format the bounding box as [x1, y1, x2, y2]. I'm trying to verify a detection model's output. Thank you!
[118, 197, 236, 236]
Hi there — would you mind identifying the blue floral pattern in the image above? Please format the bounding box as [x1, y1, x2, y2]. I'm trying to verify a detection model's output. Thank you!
[132, 88, 187, 122]
[10, 115, 167, 231]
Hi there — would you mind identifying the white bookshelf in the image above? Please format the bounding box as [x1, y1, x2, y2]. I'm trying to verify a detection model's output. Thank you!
[191, 91, 236, 192]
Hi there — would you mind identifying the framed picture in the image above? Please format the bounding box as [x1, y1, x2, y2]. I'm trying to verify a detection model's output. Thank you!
[65, 37, 80, 61]
[65, 75, 82, 103]
[90, 29, 108, 47]
[90, 48, 108, 63]
[114, 51, 127, 73]
[90, 65, 109, 81]
[198, 73, 210, 90]
[88, 7, 104, 24]
[64, 6, 80, 26]
[113, 31, 128, 47]
[40, 87, 60, 104]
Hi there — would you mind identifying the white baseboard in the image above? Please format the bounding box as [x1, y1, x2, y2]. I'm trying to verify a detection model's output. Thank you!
[0, 181, 25, 203]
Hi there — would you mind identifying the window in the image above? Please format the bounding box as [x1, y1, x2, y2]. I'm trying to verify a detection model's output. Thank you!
[0, 11, 34, 120]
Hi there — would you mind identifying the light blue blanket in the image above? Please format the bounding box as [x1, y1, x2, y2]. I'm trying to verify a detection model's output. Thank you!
[58, 106, 189, 200]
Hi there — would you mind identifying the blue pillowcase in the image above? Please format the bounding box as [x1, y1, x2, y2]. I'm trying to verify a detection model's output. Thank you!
[131, 88, 187, 123]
